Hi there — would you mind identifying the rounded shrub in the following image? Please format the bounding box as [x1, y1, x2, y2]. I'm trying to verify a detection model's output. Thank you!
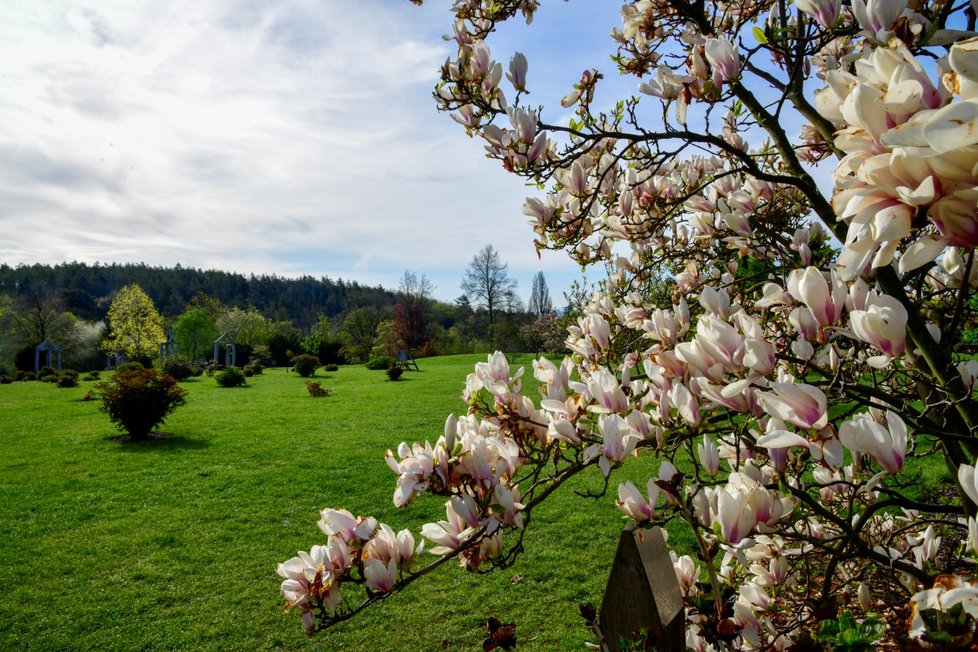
[215, 366, 246, 387]
[0, 375, 13, 384]
[366, 356, 391, 370]
[56, 370, 80, 388]
[291, 354, 320, 378]
[386, 365, 404, 381]
[96, 368, 187, 439]
[305, 381, 331, 397]
[115, 361, 145, 373]
[323, 363, 339, 372]
[37, 366, 58, 381]
[161, 356, 194, 381]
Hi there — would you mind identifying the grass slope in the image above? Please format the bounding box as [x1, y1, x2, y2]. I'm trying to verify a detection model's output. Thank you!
[0, 356, 665, 651]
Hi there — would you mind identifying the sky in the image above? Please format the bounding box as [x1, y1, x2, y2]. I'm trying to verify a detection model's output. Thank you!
[0, 0, 632, 305]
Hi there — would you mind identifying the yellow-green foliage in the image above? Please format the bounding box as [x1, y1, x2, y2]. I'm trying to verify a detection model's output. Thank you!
[101, 284, 165, 360]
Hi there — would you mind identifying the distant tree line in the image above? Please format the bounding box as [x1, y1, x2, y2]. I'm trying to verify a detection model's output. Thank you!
[0, 257, 573, 374]
[0, 261, 397, 327]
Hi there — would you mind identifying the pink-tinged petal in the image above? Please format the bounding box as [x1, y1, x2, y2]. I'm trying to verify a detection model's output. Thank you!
[697, 436, 720, 476]
[704, 38, 739, 81]
[318, 508, 358, 540]
[796, 0, 842, 28]
[950, 37, 978, 99]
[839, 411, 906, 473]
[507, 52, 528, 92]
[959, 464, 978, 507]
[363, 558, 398, 593]
[923, 100, 978, 153]
[616, 480, 653, 522]
[385, 449, 401, 473]
[788, 267, 832, 326]
[717, 490, 755, 545]
[929, 187, 978, 248]
[899, 235, 947, 275]
[755, 431, 810, 449]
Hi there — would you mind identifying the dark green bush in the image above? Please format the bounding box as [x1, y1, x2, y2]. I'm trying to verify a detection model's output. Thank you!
[243, 365, 255, 377]
[56, 370, 80, 388]
[116, 361, 145, 373]
[203, 361, 223, 377]
[0, 375, 13, 384]
[37, 366, 57, 381]
[83, 371, 102, 381]
[386, 365, 404, 381]
[248, 361, 264, 375]
[291, 354, 320, 378]
[215, 366, 246, 387]
[191, 366, 204, 377]
[161, 356, 194, 381]
[323, 363, 339, 372]
[15, 371, 31, 382]
[366, 356, 391, 370]
[96, 368, 187, 439]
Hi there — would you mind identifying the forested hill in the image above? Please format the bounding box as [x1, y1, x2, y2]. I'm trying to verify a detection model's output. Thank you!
[0, 262, 397, 328]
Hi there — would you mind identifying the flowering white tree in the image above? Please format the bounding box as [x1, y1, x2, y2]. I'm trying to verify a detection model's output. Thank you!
[278, 0, 978, 648]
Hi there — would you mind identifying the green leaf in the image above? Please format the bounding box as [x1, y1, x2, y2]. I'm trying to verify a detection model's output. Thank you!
[753, 26, 768, 45]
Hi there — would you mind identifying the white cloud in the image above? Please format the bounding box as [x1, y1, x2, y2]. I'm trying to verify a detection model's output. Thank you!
[0, 0, 623, 304]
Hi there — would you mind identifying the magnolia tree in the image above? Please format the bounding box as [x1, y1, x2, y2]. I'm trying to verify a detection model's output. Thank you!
[278, 0, 978, 648]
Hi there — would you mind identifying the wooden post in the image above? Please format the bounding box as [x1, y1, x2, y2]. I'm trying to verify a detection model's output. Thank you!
[599, 525, 685, 651]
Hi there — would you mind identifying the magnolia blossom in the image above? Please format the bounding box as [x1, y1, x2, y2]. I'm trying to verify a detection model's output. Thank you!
[786, 267, 846, 328]
[838, 411, 908, 473]
[756, 382, 828, 430]
[585, 414, 640, 477]
[280, 1, 978, 646]
[421, 495, 480, 556]
[909, 525, 941, 570]
[698, 435, 720, 476]
[959, 463, 978, 508]
[616, 479, 660, 522]
[506, 52, 527, 92]
[277, 546, 333, 609]
[363, 558, 398, 593]
[715, 485, 758, 545]
[910, 576, 978, 640]
[704, 37, 740, 86]
[796, 0, 842, 28]
[672, 552, 700, 597]
[849, 292, 908, 365]
[362, 524, 417, 568]
[318, 509, 377, 543]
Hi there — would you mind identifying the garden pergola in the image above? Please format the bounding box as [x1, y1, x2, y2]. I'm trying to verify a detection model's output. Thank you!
[34, 339, 62, 373]
[212, 332, 236, 367]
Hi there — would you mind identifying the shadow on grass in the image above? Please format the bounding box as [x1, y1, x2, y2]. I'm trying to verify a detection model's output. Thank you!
[109, 433, 210, 452]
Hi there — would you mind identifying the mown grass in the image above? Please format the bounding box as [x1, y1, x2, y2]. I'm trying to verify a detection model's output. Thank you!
[0, 356, 670, 651]
[4, 357, 951, 650]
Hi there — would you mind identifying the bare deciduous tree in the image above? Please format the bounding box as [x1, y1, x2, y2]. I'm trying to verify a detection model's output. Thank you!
[527, 271, 552, 316]
[460, 244, 517, 326]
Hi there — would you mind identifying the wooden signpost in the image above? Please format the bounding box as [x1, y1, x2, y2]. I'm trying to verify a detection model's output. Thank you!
[599, 525, 685, 651]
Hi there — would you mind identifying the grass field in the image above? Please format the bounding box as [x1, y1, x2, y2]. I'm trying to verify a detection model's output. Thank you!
[0, 355, 669, 651]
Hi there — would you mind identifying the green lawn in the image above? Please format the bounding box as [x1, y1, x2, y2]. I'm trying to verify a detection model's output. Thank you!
[0, 356, 666, 650]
